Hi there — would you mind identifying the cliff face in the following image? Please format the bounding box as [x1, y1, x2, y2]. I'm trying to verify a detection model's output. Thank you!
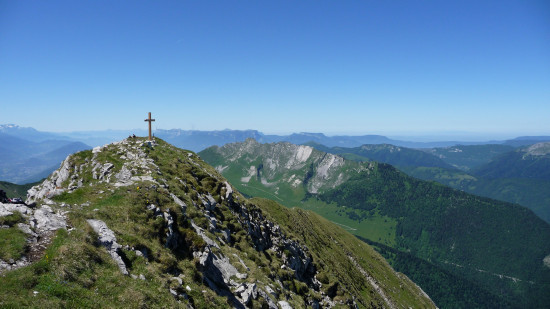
[0, 137, 435, 308]
[201, 138, 370, 195]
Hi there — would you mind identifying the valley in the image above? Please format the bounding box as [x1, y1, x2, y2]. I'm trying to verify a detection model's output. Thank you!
[199, 139, 550, 308]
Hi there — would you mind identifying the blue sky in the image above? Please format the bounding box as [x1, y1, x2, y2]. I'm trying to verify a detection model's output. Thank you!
[1, 0, 549, 139]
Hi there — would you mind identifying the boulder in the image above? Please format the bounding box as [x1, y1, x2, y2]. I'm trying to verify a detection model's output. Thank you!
[33, 205, 66, 232]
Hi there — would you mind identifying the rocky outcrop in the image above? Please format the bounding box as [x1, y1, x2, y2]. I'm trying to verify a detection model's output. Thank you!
[87, 219, 128, 275]
[33, 205, 67, 232]
[226, 198, 316, 285]
[0, 202, 67, 273]
[26, 156, 73, 204]
[0, 202, 32, 217]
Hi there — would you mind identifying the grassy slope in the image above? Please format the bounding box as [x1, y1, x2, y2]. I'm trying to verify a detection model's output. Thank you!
[252, 197, 434, 308]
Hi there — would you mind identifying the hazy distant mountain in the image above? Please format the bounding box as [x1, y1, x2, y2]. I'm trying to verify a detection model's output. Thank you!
[156, 129, 265, 152]
[0, 138, 90, 184]
[4, 124, 550, 152]
[422, 144, 515, 171]
[158, 129, 511, 152]
[305, 142, 455, 169]
[503, 136, 550, 147]
[3, 123, 550, 183]
[473, 142, 550, 180]
[60, 129, 148, 147]
[0, 124, 67, 142]
[0, 126, 91, 184]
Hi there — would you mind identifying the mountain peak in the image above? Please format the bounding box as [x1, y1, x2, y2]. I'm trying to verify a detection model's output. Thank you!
[0, 124, 20, 129]
[1, 137, 434, 308]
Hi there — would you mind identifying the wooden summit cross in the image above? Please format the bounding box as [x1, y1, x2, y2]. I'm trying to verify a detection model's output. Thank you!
[144, 112, 155, 141]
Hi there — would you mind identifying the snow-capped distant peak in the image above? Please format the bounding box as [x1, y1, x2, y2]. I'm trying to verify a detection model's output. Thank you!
[0, 124, 20, 129]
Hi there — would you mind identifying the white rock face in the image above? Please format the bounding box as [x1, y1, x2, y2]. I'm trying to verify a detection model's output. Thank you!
[285, 145, 313, 169]
[27, 156, 73, 204]
[214, 140, 367, 195]
[544, 254, 550, 269]
[170, 193, 187, 210]
[308, 154, 346, 194]
[87, 219, 128, 275]
[240, 165, 256, 183]
[526, 142, 550, 157]
[0, 202, 32, 217]
[0, 202, 67, 273]
[34, 205, 66, 232]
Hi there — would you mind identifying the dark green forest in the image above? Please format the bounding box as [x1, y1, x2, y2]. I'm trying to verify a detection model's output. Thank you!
[320, 163, 550, 307]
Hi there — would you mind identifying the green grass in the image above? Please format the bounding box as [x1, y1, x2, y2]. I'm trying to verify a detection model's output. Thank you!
[0, 228, 184, 308]
[0, 227, 27, 260]
[0, 211, 24, 227]
[299, 198, 397, 246]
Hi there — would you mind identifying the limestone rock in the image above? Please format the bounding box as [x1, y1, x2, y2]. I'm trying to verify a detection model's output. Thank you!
[0, 202, 32, 217]
[87, 219, 128, 275]
[33, 205, 66, 232]
[170, 193, 187, 212]
[26, 156, 73, 204]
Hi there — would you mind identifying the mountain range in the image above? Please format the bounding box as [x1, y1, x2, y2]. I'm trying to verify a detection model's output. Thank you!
[3, 123, 550, 185]
[199, 139, 550, 308]
[0, 131, 90, 184]
[156, 129, 550, 152]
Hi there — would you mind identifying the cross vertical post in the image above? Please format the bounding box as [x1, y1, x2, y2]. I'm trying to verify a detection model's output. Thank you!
[144, 112, 155, 141]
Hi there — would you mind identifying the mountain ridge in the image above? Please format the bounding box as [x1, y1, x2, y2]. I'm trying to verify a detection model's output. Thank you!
[0, 137, 434, 308]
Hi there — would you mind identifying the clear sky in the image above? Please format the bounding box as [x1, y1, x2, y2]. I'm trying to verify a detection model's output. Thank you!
[1, 0, 549, 139]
